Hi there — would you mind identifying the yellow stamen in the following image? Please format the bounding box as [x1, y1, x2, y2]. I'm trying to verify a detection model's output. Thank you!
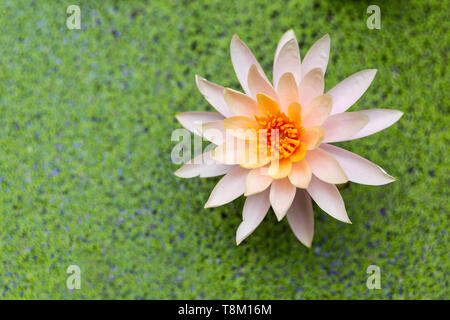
[254, 107, 304, 160]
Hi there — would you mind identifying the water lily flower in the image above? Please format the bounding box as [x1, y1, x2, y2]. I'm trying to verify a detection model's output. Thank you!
[175, 30, 402, 247]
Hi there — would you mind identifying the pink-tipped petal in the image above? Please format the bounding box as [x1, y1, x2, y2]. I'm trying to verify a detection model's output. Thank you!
[205, 166, 248, 208]
[195, 75, 234, 117]
[270, 177, 296, 221]
[322, 112, 369, 143]
[301, 34, 330, 78]
[348, 109, 403, 140]
[298, 68, 324, 108]
[287, 189, 314, 247]
[306, 148, 348, 184]
[231, 34, 269, 96]
[248, 65, 279, 101]
[273, 38, 302, 88]
[174, 151, 233, 178]
[320, 144, 396, 185]
[245, 167, 273, 196]
[176, 112, 225, 135]
[307, 175, 351, 223]
[223, 88, 258, 118]
[277, 72, 299, 113]
[328, 69, 377, 115]
[236, 189, 271, 245]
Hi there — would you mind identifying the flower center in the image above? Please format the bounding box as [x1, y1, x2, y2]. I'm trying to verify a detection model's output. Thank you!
[254, 111, 304, 159]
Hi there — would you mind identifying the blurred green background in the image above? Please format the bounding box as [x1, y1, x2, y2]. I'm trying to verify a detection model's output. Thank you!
[0, 0, 448, 299]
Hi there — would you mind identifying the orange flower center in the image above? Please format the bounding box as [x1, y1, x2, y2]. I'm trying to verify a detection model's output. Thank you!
[254, 111, 304, 160]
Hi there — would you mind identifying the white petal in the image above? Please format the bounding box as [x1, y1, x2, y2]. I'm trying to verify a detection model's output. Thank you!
[307, 175, 351, 223]
[175, 151, 233, 178]
[288, 159, 312, 189]
[274, 30, 297, 65]
[287, 189, 314, 247]
[204, 166, 248, 208]
[210, 139, 247, 165]
[302, 94, 332, 127]
[248, 64, 279, 101]
[176, 112, 224, 135]
[298, 68, 324, 108]
[301, 34, 330, 78]
[328, 69, 377, 115]
[223, 88, 258, 118]
[230, 34, 269, 96]
[273, 38, 301, 88]
[348, 109, 403, 140]
[195, 75, 234, 117]
[320, 144, 395, 185]
[245, 168, 273, 196]
[322, 112, 369, 143]
[276, 72, 299, 113]
[236, 189, 270, 245]
[270, 177, 296, 221]
[305, 148, 348, 184]
[199, 121, 226, 145]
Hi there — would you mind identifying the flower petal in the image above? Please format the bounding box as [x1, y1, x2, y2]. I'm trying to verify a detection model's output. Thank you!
[223, 88, 258, 118]
[256, 93, 281, 116]
[204, 166, 248, 208]
[274, 30, 298, 70]
[287, 189, 314, 247]
[301, 34, 330, 78]
[348, 109, 403, 140]
[195, 75, 234, 117]
[288, 159, 312, 189]
[328, 69, 377, 115]
[248, 65, 279, 101]
[230, 34, 269, 96]
[174, 151, 233, 178]
[245, 167, 273, 196]
[238, 145, 271, 169]
[307, 175, 351, 223]
[270, 177, 296, 221]
[322, 112, 369, 143]
[210, 139, 247, 165]
[200, 121, 226, 145]
[320, 144, 395, 185]
[288, 102, 302, 128]
[223, 116, 258, 131]
[236, 189, 270, 245]
[223, 116, 259, 141]
[302, 126, 324, 150]
[277, 72, 299, 113]
[273, 38, 301, 88]
[298, 68, 324, 108]
[268, 158, 292, 180]
[305, 148, 348, 184]
[303, 94, 332, 127]
[176, 112, 225, 135]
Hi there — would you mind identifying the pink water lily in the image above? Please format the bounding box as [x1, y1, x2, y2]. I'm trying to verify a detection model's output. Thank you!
[175, 30, 402, 247]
